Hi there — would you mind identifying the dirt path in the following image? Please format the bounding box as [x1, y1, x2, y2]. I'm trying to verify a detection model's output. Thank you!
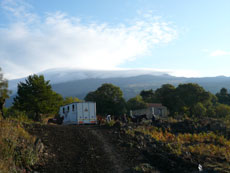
[90, 129, 129, 173]
[26, 122, 223, 173]
[27, 124, 131, 173]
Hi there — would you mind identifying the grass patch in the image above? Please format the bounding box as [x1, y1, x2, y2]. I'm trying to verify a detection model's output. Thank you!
[0, 118, 38, 172]
[105, 120, 116, 127]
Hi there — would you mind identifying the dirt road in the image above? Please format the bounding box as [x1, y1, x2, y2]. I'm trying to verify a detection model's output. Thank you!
[27, 124, 138, 173]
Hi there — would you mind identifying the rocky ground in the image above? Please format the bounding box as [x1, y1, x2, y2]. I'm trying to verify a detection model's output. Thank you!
[26, 124, 148, 173]
[25, 122, 221, 173]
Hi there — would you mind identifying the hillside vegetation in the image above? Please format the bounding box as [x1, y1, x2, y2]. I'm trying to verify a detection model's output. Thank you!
[99, 118, 226, 172]
[1, 69, 230, 172]
[7, 74, 230, 107]
[0, 118, 38, 172]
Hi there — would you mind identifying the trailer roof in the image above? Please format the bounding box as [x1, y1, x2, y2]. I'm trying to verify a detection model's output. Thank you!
[60, 101, 96, 107]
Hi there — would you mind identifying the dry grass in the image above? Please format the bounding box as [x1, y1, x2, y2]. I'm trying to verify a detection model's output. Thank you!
[0, 118, 38, 172]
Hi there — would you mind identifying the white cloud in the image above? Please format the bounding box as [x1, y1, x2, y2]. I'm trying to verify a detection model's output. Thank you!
[1, 0, 38, 24]
[210, 50, 230, 57]
[140, 68, 201, 77]
[0, 0, 177, 79]
[168, 69, 201, 77]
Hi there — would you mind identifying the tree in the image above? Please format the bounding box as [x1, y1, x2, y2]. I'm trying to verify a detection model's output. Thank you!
[0, 68, 11, 119]
[127, 95, 147, 111]
[174, 83, 214, 116]
[84, 91, 96, 102]
[154, 83, 215, 117]
[13, 74, 63, 121]
[215, 104, 230, 118]
[140, 89, 158, 103]
[216, 88, 230, 105]
[63, 96, 81, 105]
[191, 102, 207, 117]
[85, 83, 126, 116]
[155, 84, 176, 113]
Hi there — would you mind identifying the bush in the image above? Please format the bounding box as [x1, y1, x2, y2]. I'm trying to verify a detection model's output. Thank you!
[5, 107, 27, 118]
[191, 102, 206, 117]
[0, 119, 38, 172]
[215, 104, 230, 118]
[105, 120, 116, 127]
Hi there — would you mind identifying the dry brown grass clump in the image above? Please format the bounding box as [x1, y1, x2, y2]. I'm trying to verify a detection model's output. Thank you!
[0, 118, 38, 172]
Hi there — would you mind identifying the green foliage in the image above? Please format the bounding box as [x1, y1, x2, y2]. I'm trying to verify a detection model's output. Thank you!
[84, 91, 95, 101]
[155, 84, 176, 112]
[135, 83, 230, 119]
[140, 89, 158, 103]
[13, 74, 63, 121]
[216, 88, 230, 105]
[63, 96, 81, 105]
[215, 104, 230, 118]
[0, 68, 11, 119]
[175, 83, 212, 110]
[85, 83, 126, 116]
[154, 83, 216, 117]
[105, 119, 116, 127]
[5, 106, 26, 118]
[206, 106, 216, 117]
[127, 95, 147, 111]
[0, 119, 38, 172]
[3, 107, 35, 123]
[191, 102, 207, 117]
[0, 68, 11, 100]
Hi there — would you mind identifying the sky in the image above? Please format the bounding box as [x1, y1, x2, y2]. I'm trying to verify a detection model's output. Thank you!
[0, 0, 230, 79]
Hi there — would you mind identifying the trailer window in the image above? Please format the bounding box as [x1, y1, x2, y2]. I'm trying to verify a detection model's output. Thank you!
[72, 104, 75, 111]
[63, 107, 65, 113]
[67, 106, 69, 111]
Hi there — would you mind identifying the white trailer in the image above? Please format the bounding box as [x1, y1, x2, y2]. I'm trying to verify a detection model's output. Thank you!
[59, 102, 96, 124]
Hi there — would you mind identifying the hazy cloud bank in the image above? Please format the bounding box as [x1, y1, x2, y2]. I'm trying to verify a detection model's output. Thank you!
[0, 0, 177, 79]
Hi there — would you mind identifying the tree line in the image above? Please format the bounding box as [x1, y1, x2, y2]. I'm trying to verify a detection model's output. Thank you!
[85, 83, 230, 119]
[1, 68, 230, 121]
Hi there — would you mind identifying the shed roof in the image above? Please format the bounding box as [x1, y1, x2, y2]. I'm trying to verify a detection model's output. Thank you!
[147, 103, 167, 108]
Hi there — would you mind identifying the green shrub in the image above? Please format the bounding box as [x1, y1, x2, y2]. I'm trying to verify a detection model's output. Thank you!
[105, 120, 116, 127]
[0, 119, 38, 171]
[215, 104, 230, 118]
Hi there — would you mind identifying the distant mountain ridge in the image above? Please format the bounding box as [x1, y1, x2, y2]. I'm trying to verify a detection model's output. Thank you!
[51, 74, 230, 100]
[8, 69, 169, 91]
[6, 68, 230, 107]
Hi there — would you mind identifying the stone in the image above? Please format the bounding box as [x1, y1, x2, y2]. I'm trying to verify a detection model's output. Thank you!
[34, 138, 44, 153]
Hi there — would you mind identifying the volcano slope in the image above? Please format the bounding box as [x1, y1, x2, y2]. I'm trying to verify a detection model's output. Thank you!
[25, 120, 228, 173]
[27, 124, 147, 173]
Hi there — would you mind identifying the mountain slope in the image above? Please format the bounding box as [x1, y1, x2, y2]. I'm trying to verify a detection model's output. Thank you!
[51, 75, 230, 100]
[8, 69, 167, 91]
[6, 69, 230, 107]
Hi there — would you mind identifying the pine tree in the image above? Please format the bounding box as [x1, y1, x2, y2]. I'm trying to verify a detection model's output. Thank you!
[13, 74, 63, 121]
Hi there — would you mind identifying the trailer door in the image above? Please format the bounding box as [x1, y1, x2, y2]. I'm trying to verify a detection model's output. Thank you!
[89, 103, 96, 123]
[77, 103, 83, 124]
[83, 103, 90, 123]
[69, 104, 76, 122]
